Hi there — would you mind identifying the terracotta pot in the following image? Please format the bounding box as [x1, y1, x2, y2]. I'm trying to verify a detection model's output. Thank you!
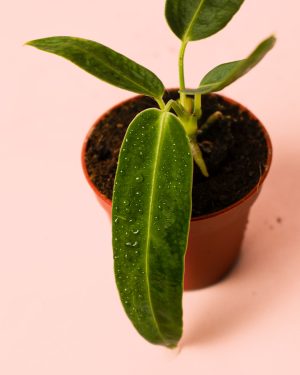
[82, 94, 272, 291]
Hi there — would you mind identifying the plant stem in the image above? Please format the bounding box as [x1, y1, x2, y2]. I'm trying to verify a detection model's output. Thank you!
[165, 99, 185, 118]
[155, 97, 165, 110]
[183, 115, 198, 137]
[180, 115, 209, 177]
[177, 39, 208, 177]
[179, 40, 188, 109]
[193, 93, 202, 118]
[189, 136, 209, 177]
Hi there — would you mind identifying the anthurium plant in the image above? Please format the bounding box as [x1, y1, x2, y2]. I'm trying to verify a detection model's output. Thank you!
[27, 0, 275, 348]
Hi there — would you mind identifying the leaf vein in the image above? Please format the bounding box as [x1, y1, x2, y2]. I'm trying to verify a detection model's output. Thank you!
[76, 42, 158, 96]
[183, 0, 206, 41]
[145, 111, 168, 345]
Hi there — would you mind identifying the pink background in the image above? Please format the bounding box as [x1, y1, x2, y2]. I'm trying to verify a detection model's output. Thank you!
[1, 0, 300, 373]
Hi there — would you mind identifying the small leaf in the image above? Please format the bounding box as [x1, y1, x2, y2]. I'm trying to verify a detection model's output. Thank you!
[112, 108, 193, 347]
[165, 0, 244, 42]
[182, 35, 276, 95]
[26, 36, 164, 98]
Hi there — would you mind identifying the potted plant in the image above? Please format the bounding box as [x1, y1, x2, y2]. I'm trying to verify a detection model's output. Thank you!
[27, 0, 275, 348]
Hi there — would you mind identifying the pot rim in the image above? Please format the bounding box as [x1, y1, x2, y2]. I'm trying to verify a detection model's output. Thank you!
[81, 92, 272, 221]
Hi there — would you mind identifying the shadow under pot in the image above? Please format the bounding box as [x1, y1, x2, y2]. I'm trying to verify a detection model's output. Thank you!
[81, 92, 272, 291]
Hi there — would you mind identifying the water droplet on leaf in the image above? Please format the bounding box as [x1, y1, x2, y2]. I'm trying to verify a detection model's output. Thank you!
[135, 175, 144, 183]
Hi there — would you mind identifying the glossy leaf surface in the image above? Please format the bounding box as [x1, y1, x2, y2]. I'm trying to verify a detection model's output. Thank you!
[165, 0, 244, 41]
[112, 109, 193, 347]
[182, 35, 276, 94]
[26, 37, 164, 98]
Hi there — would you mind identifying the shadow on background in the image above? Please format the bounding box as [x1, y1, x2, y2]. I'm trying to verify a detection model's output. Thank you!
[181, 151, 300, 347]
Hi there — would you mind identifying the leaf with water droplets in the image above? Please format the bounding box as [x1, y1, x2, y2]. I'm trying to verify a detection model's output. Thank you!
[112, 109, 193, 347]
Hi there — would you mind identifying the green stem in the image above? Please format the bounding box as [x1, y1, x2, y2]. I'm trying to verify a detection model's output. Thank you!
[155, 97, 165, 110]
[189, 136, 209, 177]
[180, 115, 209, 176]
[183, 115, 198, 137]
[165, 99, 185, 118]
[193, 93, 202, 118]
[179, 40, 188, 109]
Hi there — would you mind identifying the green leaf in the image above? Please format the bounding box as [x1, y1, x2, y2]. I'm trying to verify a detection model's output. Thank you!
[26, 36, 164, 98]
[165, 0, 244, 41]
[112, 108, 193, 347]
[182, 35, 276, 95]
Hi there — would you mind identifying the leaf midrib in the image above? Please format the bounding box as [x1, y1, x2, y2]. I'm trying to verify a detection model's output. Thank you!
[144, 111, 168, 345]
[56, 38, 160, 97]
[78, 42, 156, 96]
[200, 81, 222, 89]
[200, 60, 252, 90]
[183, 0, 206, 41]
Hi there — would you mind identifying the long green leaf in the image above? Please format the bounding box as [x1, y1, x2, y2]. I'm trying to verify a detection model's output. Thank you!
[112, 108, 193, 347]
[182, 35, 276, 95]
[26, 36, 164, 98]
[165, 0, 244, 41]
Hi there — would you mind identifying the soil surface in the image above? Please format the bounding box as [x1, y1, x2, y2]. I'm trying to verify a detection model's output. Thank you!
[85, 91, 268, 217]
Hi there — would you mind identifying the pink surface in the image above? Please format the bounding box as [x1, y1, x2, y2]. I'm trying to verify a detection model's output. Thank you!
[1, 0, 299, 374]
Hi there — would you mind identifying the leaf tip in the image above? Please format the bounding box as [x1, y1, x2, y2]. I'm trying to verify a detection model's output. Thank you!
[271, 34, 277, 46]
[263, 34, 277, 50]
[24, 39, 40, 48]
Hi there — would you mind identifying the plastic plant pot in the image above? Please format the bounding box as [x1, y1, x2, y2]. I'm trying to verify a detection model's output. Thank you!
[81, 94, 272, 291]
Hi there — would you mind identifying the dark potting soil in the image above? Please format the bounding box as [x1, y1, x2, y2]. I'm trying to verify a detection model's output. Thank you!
[85, 91, 268, 217]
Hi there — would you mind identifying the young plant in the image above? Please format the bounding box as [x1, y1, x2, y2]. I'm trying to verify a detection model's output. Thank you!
[27, 0, 275, 348]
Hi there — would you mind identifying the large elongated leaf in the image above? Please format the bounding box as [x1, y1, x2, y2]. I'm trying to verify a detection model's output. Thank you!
[112, 109, 193, 347]
[165, 0, 244, 41]
[26, 37, 164, 98]
[182, 35, 276, 95]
